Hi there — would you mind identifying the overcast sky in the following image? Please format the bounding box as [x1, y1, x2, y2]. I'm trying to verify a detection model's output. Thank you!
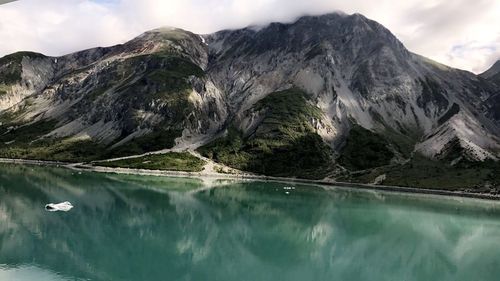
[0, 0, 499, 73]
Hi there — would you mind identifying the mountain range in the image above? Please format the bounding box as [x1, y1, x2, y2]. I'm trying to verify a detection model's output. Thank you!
[0, 12, 498, 190]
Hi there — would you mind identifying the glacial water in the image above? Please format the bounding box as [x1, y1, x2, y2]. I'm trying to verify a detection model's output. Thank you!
[1, 163, 500, 281]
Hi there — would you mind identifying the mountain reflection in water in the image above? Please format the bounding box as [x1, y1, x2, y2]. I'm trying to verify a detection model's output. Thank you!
[1, 163, 500, 281]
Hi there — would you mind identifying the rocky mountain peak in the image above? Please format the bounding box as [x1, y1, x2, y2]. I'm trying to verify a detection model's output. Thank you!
[206, 12, 408, 59]
[0, 11, 498, 183]
[480, 60, 500, 81]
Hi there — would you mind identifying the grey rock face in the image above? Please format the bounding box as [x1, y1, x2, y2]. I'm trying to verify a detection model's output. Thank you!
[481, 60, 500, 81]
[0, 28, 228, 148]
[0, 12, 498, 162]
[205, 13, 500, 160]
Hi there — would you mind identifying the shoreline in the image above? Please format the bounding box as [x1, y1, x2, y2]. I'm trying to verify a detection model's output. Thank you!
[1, 157, 499, 201]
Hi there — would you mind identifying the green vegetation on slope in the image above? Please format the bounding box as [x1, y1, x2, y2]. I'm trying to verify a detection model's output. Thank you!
[252, 88, 323, 137]
[384, 156, 500, 190]
[0, 52, 45, 85]
[0, 120, 59, 143]
[105, 129, 182, 158]
[4, 140, 106, 162]
[199, 89, 334, 179]
[345, 154, 500, 191]
[336, 125, 499, 191]
[96, 152, 205, 172]
[0, 52, 45, 65]
[0, 119, 184, 162]
[0, 84, 10, 96]
[117, 54, 202, 103]
[339, 125, 394, 170]
[107, 54, 202, 149]
[0, 120, 105, 162]
[105, 54, 204, 157]
[0, 52, 202, 162]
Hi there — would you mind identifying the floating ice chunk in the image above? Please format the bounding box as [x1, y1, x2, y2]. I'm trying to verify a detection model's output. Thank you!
[283, 186, 295, 190]
[45, 201, 73, 212]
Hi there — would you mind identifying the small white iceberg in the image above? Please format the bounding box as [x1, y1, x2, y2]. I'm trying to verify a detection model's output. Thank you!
[45, 201, 74, 212]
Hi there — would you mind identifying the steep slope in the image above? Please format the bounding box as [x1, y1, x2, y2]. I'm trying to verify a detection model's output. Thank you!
[0, 28, 228, 161]
[480, 60, 500, 123]
[199, 88, 335, 179]
[203, 13, 500, 166]
[0, 12, 498, 187]
[0, 51, 53, 111]
[481, 60, 500, 83]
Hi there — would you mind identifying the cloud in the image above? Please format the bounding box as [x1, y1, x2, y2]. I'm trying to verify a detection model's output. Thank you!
[0, 0, 499, 73]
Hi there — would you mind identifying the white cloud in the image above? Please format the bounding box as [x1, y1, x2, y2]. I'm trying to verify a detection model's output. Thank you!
[0, 0, 499, 73]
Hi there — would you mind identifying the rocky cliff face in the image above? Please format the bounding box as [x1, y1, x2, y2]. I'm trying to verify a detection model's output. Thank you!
[480, 61, 500, 123]
[0, 28, 228, 160]
[0, 12, 498, 180]
[481, 60, 500, 82]
[204, 13, 499, 163]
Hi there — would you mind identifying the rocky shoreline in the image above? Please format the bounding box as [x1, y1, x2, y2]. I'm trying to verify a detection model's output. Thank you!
[1, 157, 499, 201]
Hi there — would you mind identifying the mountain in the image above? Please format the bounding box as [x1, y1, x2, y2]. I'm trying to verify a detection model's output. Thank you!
[481, 60, 500, 82]
[480, 60, 500, 128]
[0, 12, 498, 189]
[0, 28, 227, 159]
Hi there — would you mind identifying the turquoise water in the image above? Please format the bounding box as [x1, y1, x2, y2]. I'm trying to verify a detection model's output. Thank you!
[1, 164, 500, 281]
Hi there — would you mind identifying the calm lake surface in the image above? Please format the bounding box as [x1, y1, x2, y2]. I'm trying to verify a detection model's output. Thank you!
[1, 163, 500, 281]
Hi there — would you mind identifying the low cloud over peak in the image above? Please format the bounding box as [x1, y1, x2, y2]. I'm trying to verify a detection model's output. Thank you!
[0, 0, 498, 73]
